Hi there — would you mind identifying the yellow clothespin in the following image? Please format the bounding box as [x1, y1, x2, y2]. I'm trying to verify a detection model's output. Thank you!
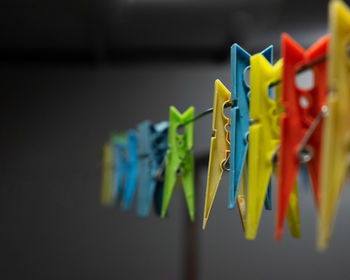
[246, 55, 300, 240]
[101, 142, 114, 206]
[318, 0, 350, 251]
[203, 80, 231, 229]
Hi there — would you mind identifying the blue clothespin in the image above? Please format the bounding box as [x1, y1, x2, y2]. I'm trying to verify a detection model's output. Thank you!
[152, 122, 169, 216]
[229, 44, 273, 209]
[299, 163, 311, 192]
[136, 121, 169, 217]
[110, 133, 127, 204]
[154, 181, 165, 216]
[121, 130, 139, 210]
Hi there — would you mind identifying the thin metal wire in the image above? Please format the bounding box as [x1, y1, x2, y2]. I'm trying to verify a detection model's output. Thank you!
[297, 105, 328, 163]
[272, 105, 327, 166]
[173, 54, 329, 168]
[180, 54, 328, 127]
[176, 148, 193, 176]
[155, 155, 167, 182]
[271, 56, 328, 165]
[155, 148, 193, 180]
[178, 108, 215, 128]
[179, 102, 233, 128]
[297, 55, 327, 74]
[222, 154, 230, 171]
[270, 55, 327, 88]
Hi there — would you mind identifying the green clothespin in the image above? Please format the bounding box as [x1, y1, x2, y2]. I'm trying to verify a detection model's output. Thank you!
[161, 106, 195, 221]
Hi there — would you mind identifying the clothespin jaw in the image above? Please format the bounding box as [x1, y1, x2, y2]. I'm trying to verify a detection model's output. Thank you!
[318, 0, 350, 251]
[229, 44, 273, 209]
[110, 133, 127, 203]
[121, 130, 139, 210]
[152, 121, 169, 216]
[136, 121, 169, 217]
[237, 162, 248, 231]
[276, 33, 329, 241]
[161, 106, 195, 221]
[101, 142, 114, 206]
[246, 55, 283, 239]
[136, 121, 154, 217]
[246, 55, 301, 240]
[299, 163, 311, 192]
[203, 80, 231, 229]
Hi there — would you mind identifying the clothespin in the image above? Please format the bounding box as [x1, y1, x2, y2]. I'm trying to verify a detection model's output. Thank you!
[101, 142, 114, 206]
[152, 122, 170, 216]
[110, 133, 127, 203]
[318, 0, 350, 251]
[121, 130, 139, 210]
[246, 55, 301, 240]
[237, 162, 248, 230]
[229, 44, 273, 211]
[276, 34, 329, 240]
[203, 80, 231, 229]
[299, 163, 311, 192]
[136, 120, 169, 217]
[161, 106, 195, 221]
[154, 183, 165, 216]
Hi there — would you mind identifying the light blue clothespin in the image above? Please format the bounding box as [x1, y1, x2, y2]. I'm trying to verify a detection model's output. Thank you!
[136, 121, 169, 217]
[299, 163, 311, 192]
[121, 130, 139, 210]
[229, 44, 273, 209]
[151, 121, 169, 216]
[110, 133, 127, 204]
[136, 121, 153, 216]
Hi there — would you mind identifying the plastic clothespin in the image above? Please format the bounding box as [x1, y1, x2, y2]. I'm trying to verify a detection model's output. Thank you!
[121, 130, 139, 210]
[101, 142, 114, 206]
[318, 0, 350, 251]
[136, 120, 169, 217]
[161, 106, 195, 221]
[237, 161, 248, 230]
[203, 80, 231, 229]
[299, 163, 311, 192]
[152, 122, 170, 216]
[229, 44, 273, 211]
[276, 34, 329, 241]
[110, 133, 127, 203]
[246, 55, 301, 240]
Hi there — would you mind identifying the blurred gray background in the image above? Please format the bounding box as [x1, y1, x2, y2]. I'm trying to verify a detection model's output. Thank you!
[1, 0, 350, 279]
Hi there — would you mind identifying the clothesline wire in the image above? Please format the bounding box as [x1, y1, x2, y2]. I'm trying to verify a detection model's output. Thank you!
[179, 55, 327, 128]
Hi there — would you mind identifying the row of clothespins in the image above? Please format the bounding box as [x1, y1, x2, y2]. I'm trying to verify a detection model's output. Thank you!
[101, 0, 350, 251]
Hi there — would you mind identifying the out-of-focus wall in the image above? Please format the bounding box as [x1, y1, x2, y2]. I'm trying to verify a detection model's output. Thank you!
[0, 0, 330, 60]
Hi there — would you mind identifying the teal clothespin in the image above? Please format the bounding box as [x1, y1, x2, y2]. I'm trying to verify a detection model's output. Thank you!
[229, 44, 273, 210]
[299, 163, 311, 192]
[110, 133, 127, 204]
[136, 120, 169, 217]
[121, 130, 139, 210]
[161, 106, 195, 221]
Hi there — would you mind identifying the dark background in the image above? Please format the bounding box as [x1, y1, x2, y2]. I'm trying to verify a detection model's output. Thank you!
[2, 0, 350, 279]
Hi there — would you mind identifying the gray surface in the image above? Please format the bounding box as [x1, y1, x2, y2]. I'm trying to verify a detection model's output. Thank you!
[1, 61, 350, 279]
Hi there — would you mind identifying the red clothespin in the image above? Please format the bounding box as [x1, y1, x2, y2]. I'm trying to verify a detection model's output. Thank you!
[276, 33, 329, 241]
